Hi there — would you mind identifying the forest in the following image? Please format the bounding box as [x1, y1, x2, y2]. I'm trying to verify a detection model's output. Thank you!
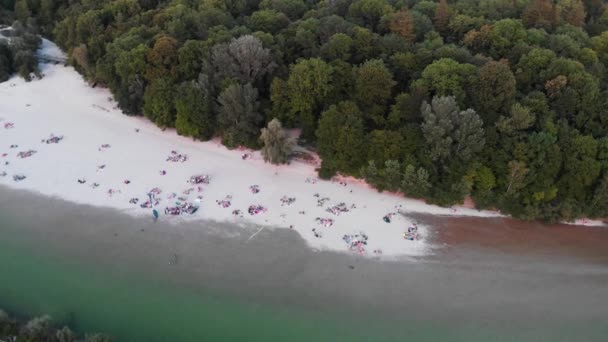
[1, 0, 608, 222]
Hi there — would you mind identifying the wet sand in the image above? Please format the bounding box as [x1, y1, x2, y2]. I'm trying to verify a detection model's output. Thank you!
[2, 186, 608, 341]
[416, 214, 608, 263]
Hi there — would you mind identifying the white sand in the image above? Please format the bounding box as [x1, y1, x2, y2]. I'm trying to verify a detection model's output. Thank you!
[0, 39, 504, 258]
[565, 219, 606, 227]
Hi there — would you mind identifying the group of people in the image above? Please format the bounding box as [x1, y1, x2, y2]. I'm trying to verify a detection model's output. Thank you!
[166, 150, 188, 163]
[315, 217, 334, 227]
[189, 174, 210, 185]
[326, 202, 352, 216]
[139, 198, 159, 208]
[98, 143, 111, 151]
[165, 202, 199, 216]
[1, 127, 425, 254]
[314, 194, 330, 207]
[342, 233, 369, 255]
[43, 134, 63, 144]
[216, 195, 232, 208]
[280, 196, 296, 206]
[403, 223, 420, 241]
[248, 204, 266, 215]
[16, 150, 36, 158]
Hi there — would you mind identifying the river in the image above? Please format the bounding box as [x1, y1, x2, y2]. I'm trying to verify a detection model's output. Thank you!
[1, 186, 608, 341]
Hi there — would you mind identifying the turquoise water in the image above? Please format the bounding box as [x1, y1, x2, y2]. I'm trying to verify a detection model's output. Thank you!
[2, 190, 608, 341]
[3, 227, 608, 342]
[0, 236, 394, 342]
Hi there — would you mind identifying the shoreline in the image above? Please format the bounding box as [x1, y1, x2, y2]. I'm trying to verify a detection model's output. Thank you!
[0, 38, 605, 261]
[0, 39, 514, 260]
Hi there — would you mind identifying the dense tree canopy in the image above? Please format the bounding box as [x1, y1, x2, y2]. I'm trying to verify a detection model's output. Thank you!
[4, 0, 608, 221]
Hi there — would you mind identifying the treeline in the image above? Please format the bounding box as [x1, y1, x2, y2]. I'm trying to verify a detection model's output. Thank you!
[2, 0, 608, 222]
[0, 21, 41, 81]
[0, 308, 113, 342]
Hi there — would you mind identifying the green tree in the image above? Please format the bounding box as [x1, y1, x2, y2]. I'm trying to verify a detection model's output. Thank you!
[211, 35, 276, 87]
[281, 58, 333, 140]
[413, 58, 477, 105]
[421, 96, 485, 162]
[496, 103, 536, 134]
[383, 160, 402, 191]
[259, 0, 307, 20]
[589, 174, 608, 217]
[401, 164, 431, 198]
[0, 42, 14, 82]
[351, 26, 378, 63]
[12, 49, 38, 81]
[354, 59, 396, 126]
[248, 9, 290, 34]
[175, 77, 215, 140]
[316, 101, 366, 177]
[217, 83, 263, 148]
[558, 132, 601, 201]
[260, 118, 295, 164]
[360, 160, 382, 187]
[591, 31, 608, 67]
[366, 130, 405, 166]
[177, 40, 206, 81]
[347, 0, 393, 31]
[14, 0, 30, 22]
[388, 92, 421, 126]
[472, 165, 496, 205]
[488, 19, 528, 59]
[320, 33, 353, 61]
[515, 48, 557, 91]
[143, 77, 176, 128]
[474, 60, 516, 125]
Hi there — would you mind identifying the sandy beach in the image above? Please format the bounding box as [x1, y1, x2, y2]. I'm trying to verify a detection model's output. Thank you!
[0, 39, 515, 258]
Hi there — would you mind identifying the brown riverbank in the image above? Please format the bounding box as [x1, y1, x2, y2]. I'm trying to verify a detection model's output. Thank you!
[415, 214, 608, 263]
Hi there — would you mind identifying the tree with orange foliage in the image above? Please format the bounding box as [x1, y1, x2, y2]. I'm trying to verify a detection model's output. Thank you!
[434, 0, 451, 35]
[390, 9, 416, 43]
[146, 35, 180, 81]
[522, 0, 559, 30]
[558, 0, 587, 27]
